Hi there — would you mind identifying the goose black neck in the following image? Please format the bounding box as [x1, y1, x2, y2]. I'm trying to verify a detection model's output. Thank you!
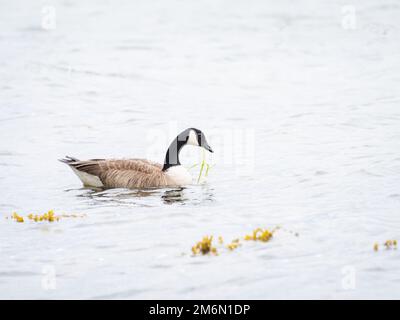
[162, 137, 186, 171]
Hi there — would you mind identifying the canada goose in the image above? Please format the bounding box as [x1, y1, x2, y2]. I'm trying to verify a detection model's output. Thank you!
[59, 128, 213, 189]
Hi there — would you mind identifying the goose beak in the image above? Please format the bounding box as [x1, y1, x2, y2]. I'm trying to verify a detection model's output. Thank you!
[204, 144, 213, 153]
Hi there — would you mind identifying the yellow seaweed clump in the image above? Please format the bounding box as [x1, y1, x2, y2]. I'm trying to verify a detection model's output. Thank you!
[7, 210, 85, 224]
[384, 240, 397, 250]
[27, 210, 60, 222]
[373, 240, 398, 251]
[11, 212, 24, 223]
[192, 236, 218, 256]
[226, 238, 241, 251]
[244, 228, 273, 242]
[190, 227, 281, 256]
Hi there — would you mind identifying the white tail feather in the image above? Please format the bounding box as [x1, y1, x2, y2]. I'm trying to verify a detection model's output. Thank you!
[71, 167, 104, 187]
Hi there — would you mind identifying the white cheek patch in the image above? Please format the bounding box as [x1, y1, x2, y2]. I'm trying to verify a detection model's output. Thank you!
[187, 130, 199, 146]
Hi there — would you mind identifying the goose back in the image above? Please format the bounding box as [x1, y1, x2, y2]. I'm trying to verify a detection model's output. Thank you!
[69, 159, 170, 189]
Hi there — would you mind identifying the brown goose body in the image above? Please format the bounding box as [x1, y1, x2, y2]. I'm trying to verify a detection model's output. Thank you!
[60, 157, 177, 189]
[60, 128, 213, 190]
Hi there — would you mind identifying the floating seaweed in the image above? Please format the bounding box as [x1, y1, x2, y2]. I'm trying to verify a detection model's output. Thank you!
[191, 227, 286, 256]
[384, 240, 397, 250]
[188, 149, 214, 184]
[11, 212, 24, 223]
[373, 239, 397, 251]
[191, 236, 218, 256]
[7, 210, 85, 223]
[226, 238, 241, 251]
[27, 210, 60, 222]
[244, 228, 274, 242]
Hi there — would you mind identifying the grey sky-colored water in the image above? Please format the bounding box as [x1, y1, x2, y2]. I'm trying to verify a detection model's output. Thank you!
[1, 0, 400, 299]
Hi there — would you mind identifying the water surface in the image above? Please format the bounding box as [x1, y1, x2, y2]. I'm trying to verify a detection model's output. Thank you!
[1, 0, 400, 299]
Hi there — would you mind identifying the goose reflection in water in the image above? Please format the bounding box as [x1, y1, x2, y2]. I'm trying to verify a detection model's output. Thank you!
[66, 185, 214, 206]
[161, 188, 186, 204]
[162, 186, 215, 205]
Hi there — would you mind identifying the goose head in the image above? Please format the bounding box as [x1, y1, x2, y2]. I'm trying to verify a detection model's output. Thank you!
[162, 128, 213, 171]
[183, 128, 213, 153]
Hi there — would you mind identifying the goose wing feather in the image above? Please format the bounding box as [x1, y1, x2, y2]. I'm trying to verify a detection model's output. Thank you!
[69, 159, 167, 189]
